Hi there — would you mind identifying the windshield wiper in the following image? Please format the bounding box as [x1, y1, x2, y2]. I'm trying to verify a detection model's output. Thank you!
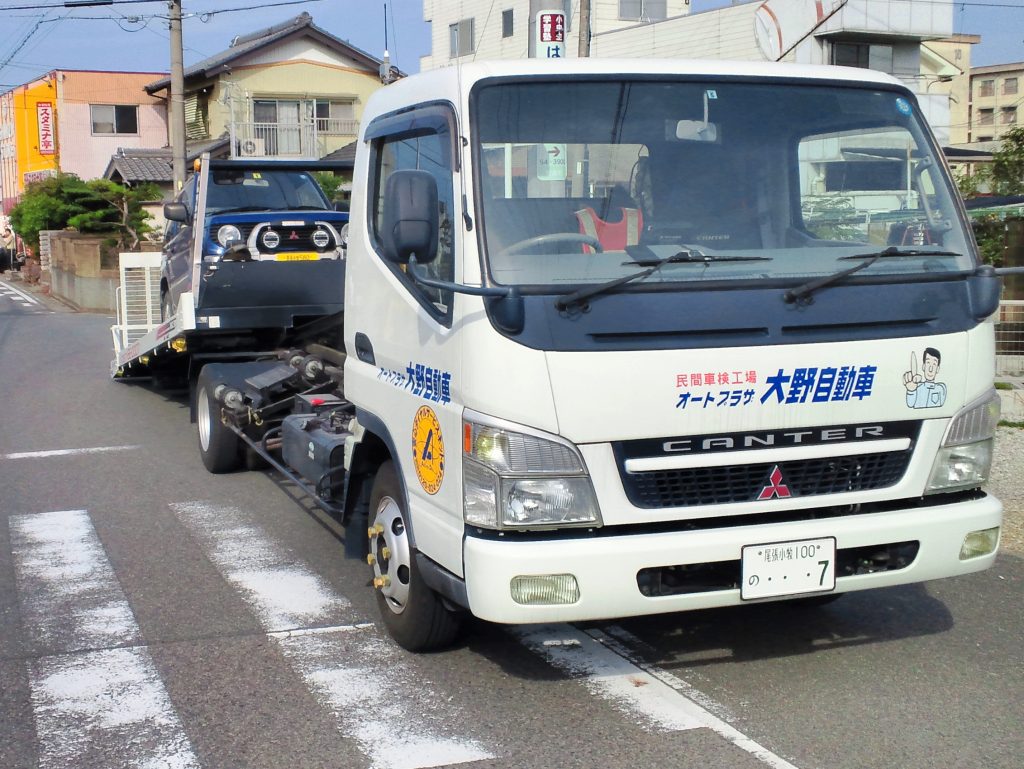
[555, 249, 768, 310]
[783, 246, 962, 304]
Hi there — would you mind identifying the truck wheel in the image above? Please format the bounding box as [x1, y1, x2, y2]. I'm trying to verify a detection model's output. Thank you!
[368, 461, 462, 651]
[196, 369, 242, 473]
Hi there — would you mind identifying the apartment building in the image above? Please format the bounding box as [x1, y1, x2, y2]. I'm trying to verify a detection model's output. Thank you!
[421, 0, 961, 144]
[967, 61, 1024, 144]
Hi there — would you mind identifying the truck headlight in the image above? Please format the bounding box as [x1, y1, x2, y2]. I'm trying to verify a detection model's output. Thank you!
[462, 411, 601, 530]
[926, 389, 1000, 494]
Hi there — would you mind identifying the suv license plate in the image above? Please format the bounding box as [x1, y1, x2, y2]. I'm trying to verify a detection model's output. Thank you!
[741, 537, 836, 600]
[275, 252, 319, 261]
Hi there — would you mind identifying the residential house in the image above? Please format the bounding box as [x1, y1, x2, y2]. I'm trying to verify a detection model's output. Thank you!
[144, 12, 393, 162]
[1, 70, 167, 213]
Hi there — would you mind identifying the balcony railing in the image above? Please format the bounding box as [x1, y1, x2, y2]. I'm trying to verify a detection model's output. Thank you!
[229, 118, 358, 159]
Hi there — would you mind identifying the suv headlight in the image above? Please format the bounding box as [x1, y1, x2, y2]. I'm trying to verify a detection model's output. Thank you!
[216, 224, 242, 247]
[463, 411, 601, 530]
[926, 389, 1000, 494]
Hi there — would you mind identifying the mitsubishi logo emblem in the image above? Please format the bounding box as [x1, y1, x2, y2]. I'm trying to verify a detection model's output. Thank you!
[758, 465, 792, 500]
[289, 230, 300, 240]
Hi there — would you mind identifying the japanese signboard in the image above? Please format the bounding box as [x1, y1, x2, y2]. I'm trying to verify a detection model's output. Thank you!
[37, 102, 55, 155]
[533, 11, 565, 59]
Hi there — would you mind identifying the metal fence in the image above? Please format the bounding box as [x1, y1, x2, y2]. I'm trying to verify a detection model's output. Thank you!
[996, 300, 1024, 377]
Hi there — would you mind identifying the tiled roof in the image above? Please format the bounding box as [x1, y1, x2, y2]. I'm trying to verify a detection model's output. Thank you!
[321, 140, 357, 168]
[145, 13, 389, 94]
[103, 137, 232, 184]
[104, 148, 172, 183]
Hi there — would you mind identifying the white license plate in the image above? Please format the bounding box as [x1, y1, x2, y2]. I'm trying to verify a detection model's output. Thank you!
[741, 537, 836, 600]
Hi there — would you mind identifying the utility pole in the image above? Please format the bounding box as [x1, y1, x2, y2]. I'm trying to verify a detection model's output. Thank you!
[578, 0, 591, 57]
[169, 0, 186, 191]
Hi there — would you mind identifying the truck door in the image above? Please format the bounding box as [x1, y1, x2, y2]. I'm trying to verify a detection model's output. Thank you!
[347, 104, 463, 576]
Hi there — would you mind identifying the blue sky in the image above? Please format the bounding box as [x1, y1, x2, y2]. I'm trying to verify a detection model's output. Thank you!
[0, 0, 1020, 90]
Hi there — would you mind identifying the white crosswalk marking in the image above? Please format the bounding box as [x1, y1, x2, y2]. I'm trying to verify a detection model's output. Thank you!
[171, 501, 496, 769]
[516, 624, 800, 769]
[0, 282, 43, 308]
[10, 510, 200, 769]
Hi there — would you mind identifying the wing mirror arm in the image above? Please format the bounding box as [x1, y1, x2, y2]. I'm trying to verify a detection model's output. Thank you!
[407, 256, 524, 334]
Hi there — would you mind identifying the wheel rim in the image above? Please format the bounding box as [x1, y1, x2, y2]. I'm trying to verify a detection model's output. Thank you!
[197, 386, 212, 451]
[370, 496, 412, 614]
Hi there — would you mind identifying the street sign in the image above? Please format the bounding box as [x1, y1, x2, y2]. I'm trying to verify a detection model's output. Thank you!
[533, 11, 565, 59]
[536, 143, 567, 181]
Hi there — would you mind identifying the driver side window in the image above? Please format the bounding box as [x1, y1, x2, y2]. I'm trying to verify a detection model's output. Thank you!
[371, 127, 456, 316]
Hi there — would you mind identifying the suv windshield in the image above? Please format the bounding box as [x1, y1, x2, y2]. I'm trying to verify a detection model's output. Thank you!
[206, 168, 330, 214]
[473, 79, 973, 288]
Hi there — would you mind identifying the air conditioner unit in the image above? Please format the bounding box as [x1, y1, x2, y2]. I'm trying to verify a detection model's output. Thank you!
[238, 138, 266, 157]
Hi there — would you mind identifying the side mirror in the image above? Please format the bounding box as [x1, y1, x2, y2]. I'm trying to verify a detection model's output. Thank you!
[164, 202, 189, 223]
[381, 169, 438, 264]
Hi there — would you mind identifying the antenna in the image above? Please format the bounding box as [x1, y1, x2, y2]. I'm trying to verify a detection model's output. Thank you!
[379, 2, 397, 84]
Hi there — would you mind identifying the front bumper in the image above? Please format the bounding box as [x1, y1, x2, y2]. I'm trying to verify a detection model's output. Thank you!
[462, 493, 1002, 624]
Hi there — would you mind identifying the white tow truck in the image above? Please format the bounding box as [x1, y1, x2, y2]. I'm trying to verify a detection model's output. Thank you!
[114, 60, 1012, 651]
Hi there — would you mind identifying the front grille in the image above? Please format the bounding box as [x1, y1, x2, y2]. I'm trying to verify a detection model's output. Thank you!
[622, 450, 913, 509]
[208, 223, 337, 252]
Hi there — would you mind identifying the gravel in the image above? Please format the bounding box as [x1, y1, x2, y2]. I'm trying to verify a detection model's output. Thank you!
[987, 426, 1024, 554]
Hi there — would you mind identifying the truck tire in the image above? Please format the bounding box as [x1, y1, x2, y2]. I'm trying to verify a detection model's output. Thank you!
[368, 461, 462, 651]
[196, 369, 242, 473]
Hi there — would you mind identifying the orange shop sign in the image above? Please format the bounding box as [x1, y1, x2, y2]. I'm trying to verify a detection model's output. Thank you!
[37, 102, 55, 155]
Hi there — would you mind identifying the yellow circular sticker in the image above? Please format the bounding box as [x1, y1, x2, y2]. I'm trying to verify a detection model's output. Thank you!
[412, 406, 445, 495]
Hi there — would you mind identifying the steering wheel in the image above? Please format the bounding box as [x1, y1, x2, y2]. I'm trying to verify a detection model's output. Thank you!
[499, 232, 603, 258]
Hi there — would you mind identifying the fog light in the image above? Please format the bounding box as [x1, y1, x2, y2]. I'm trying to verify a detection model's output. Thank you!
[510, 574, 580, 605]
[959, 527, 999, 560]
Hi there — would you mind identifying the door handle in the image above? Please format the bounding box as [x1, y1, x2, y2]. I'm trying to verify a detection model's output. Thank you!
[354, 332, 375, 365]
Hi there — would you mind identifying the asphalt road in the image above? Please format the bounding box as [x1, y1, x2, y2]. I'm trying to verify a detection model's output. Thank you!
[1, 283, 1021, 769]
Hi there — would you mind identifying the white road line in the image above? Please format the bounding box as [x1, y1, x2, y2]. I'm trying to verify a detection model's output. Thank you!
[172, 500, 357, 631]
[10, 510, 200, 769]
[11, 510, 140, 651]
[172, 501, 496, 769]
[0, 282, 39, 304]
[31, 648, 200, 769]
[516, 623, 800, 769]
[2, 445, 140, 460]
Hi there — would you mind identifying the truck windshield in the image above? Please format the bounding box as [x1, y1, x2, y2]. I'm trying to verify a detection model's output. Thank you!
[206, 168, 331, 214]
[472, 79, 973, 288]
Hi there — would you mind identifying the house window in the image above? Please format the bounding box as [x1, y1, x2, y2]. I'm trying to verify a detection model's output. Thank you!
[619, 0, 666, 21]
[978, 108, 994, 126]
[91, 104, 138, 135]
[502, 9, 514, 38]
[978, 79, 994, 97]
[1004, 77, 1019, 96]
[449, 18, 475, 58]
[832, 42, 893, 73]
[315, 100, 356, 135]
[1002, 106, 1017, 125]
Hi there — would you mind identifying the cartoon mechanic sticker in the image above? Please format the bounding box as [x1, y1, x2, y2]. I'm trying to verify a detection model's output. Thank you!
[412, 405, 445, 495]
[902, 348, 947, 409]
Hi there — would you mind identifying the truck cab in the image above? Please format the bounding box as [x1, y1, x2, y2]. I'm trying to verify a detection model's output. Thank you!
[343, 59, 1003, 648]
